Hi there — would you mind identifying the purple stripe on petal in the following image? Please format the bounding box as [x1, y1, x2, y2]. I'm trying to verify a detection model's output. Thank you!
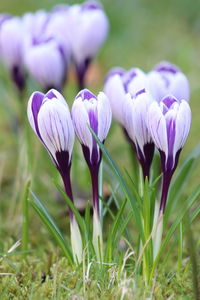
[162, 96, 177, 114]
[135, 88, 146, 97]
[45, 90, 57, 100]
[123, 69, 137, 92]
[76, 89, 96, 101]
[104, 67, 125, 83]
[166, 118, 176, 160]
[82, 1, 102, 11]
[31, 92, 44, 138]
[155, 62, 179, 74]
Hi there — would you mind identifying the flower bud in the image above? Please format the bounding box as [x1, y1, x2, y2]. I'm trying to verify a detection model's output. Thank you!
[123, 89, 154, 179]
[148, 95, 191, 212]
[0, 17, 25, 90]
[72, 88, 112, 169]
[27, 89, 74, 177]
[104, 67, 148, 126]
[148, 61, 190, 102]
[24, 36, 68, 92]
[66, 1, 109, 88]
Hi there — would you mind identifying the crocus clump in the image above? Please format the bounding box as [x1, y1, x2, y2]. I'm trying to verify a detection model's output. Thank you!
[27, 88, 82, 263]
[148, 95, 191, 213]
[72, 88, 112, 259]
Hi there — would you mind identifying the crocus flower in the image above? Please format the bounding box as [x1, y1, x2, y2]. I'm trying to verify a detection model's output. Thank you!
[27, 88, 82, 263]
[24, 36, 69, 92]
[0, 17, 25, 91]
[66, 0, 109, 89]
[123, 89, 154, 179]
[148, 95, 191, 213]
[72, 88, 112, 259]
[104, 67, 148, 126]
[148, 61, 190, 102]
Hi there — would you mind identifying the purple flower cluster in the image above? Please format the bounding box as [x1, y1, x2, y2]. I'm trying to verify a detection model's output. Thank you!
[104, 61, 191, 213]
[0, 1, 109, 92]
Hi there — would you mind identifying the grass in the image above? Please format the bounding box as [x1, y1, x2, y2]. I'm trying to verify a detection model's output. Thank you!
[0, 0, 200, 298]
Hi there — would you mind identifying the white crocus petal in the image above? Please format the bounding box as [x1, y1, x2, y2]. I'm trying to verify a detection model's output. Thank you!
[72, 98, 93, 152]
[123, 93, 135, 143]
[24, 40, 64, 89]
[148, 102, 168, 156]
[133, 93, 153, 153]
[127, 71, 148, 95]
[170, 73, 190, 102]
[173, 100, 191, 155]
[104, 74, 126, 125]
[45, 89, 68, 107]
[147, 71, 166, 102]
[27, 91, 44, 135]
[38, 99, 74, 162]
[97, 92, 112, 142]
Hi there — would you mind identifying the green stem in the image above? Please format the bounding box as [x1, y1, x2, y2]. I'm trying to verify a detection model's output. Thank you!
[22, 180, 31, 251]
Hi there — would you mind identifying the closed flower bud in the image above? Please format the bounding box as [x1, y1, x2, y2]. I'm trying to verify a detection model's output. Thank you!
[148, 61, 190, 102]
[66, 1, 109, 89]
[24, 36, 68, 92]
[148, 95, 191, 212]
[123, 89, 154, 179]
[0, 17, 25, 91]
[27, 89, 74, 180]
[104, 67, 147, 126]
[72, 89, 112, 169]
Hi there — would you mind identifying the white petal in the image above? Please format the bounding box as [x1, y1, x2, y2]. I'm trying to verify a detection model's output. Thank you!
[148, 102, 168, 155]
[104, 74, 126, 125]
[38, 99, 74, 162]
[97, 92, 112, 142]
[170, 73, 190, 102]
[71, 98, 93, 152]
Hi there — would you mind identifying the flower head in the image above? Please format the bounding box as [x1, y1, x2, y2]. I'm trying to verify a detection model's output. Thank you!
[27, 89, 74, 177]
[24, 35, 69, 92]
[66, 1, 109, 88]
[104, 67, 147, 125]
[0, 17, 25, 90]
[72, 88, 112, 168]
[148, 95, 191, 212]
[123, 89, 154, 179]
[148, 61, 190, 102]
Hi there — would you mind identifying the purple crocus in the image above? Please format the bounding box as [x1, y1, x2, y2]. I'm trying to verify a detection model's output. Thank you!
[66, 1, 109, 89]
[0, 17, 25, 91]
[148, 61, 190, 102]
[148, 95, 191, 213]
[24, 35, 69, 92]
[123, 89, 155, 179]
[27, 88, 82, 263]
[71, 88, 112, 258]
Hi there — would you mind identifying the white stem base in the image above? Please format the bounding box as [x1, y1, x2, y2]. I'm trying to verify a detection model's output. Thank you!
[93, 209, 103, 261]
[70, 217, 83, 264]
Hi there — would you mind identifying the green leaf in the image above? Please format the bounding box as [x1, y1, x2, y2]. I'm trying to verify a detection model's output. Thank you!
[29, 190, 73, 265]
[89, 126, 144, 242]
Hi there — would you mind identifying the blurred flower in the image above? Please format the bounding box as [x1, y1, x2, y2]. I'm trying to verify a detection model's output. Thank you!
[66, 0, 109, 89]
[148, 61, 190, 102]
[104, 67, 148, 126]
[123, 89, 154, 179]
[148, 95, 191, 213]
[24, 35, 69, 92]
[22, 10, 49, 39]
[72, 88, 112, 259]
[0, 17, 25, 91]
[27, 88, 82, 263]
